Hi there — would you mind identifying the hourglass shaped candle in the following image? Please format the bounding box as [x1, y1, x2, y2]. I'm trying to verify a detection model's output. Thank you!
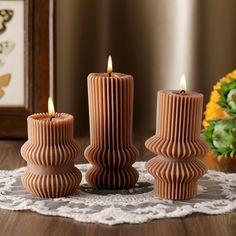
[21, 98, 82, 198]
[84, 56, 139, 189]
[145, 75, 208, 200]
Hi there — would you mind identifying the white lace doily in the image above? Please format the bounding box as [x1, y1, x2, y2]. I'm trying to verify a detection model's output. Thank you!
[0, 162, 236, 225]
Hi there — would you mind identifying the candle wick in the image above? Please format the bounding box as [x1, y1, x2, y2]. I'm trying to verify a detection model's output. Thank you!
[180, 90, 186, 94]
[49, 116, 55, 121]
[108, 72, 111, 77]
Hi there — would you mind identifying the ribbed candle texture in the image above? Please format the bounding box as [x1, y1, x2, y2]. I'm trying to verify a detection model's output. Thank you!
[21, 113, 82, 198]
[145, 90, 208, 200]
[84, 73, 139, 189]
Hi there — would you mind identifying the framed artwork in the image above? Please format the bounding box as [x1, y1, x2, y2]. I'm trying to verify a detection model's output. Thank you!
[0, 0, 56, 138]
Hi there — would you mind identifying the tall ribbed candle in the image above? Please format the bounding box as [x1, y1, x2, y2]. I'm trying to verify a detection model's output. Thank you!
[84, 73, 139, 189]
[21, 113, 82, 198]
[145, 90, 208, 200]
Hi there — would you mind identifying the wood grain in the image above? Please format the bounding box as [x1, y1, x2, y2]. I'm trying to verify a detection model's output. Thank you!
[0, 136, 235, 236]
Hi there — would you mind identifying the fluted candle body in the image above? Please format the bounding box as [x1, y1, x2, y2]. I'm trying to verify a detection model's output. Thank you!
[21, 113, 82, 198]
[145, 90, 208, 200]
[84, 73, 139, 189]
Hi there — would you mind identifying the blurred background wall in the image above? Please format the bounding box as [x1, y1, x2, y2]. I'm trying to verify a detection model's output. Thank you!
[56, 0, 236, 136]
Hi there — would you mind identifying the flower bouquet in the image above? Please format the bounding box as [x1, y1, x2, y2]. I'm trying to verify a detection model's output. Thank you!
[203, 70, 236, 172]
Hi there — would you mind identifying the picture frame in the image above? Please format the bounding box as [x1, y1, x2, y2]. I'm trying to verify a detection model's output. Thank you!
[0, 0, 56, 138]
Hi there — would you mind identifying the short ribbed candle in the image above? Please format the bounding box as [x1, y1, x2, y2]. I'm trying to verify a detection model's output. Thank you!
[145, 90, 208, 200]
[21, 113, 82, 198]
[84, 73, 139, 189]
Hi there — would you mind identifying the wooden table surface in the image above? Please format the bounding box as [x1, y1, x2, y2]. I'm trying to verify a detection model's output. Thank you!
[0, 135, 235, 236]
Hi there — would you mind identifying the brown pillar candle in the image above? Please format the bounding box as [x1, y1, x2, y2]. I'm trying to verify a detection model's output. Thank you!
[145, 79, 209, 200]
[84, 56, 139, 190]
[21, 99, 82, 198]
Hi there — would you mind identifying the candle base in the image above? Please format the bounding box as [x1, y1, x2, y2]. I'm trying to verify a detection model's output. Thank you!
[146, 156, 207, 200]
[145, 90, 209, 200]
[84, 146, 139, 190]
[20, 113, 82, 198]
[85, 74, 139, 190]
[21, 167, 81, 198]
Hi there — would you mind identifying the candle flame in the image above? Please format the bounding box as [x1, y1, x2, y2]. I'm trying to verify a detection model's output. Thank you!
[107, 55, 112, 73]
[180, 74, 187, 91]
[48, 97, 55, 116]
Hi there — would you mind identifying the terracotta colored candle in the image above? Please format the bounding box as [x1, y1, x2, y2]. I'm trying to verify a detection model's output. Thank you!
[84, 56, 139, 189]
[145, 75, 208, 200]
[21, 98, 82, 198]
